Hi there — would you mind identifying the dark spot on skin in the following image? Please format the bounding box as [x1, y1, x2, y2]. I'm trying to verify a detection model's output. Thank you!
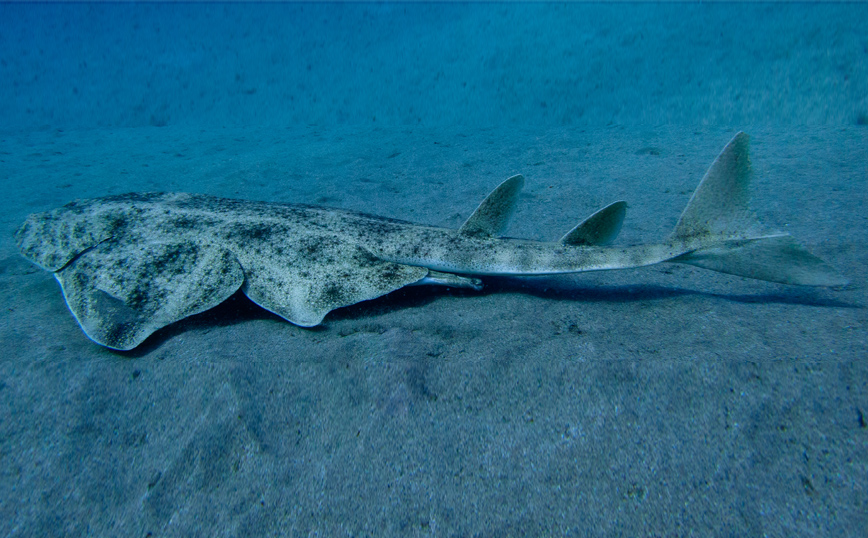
[379, 264, 399, 282]
[321, 282, 347, 304]
[168, 216, 199, 229]
[299, 238, 321, 256]
[72, 270, 89, 289]
[72, 222, 89, 238]
[150, 243, 199, 276]
[352, 248, 380, 265]
[359, 220, 402, 238]
[230, 223, 272, 242]
[106, 213, 128, 234]
[104, 320, 135, 346]
[126, 287, 149, 308]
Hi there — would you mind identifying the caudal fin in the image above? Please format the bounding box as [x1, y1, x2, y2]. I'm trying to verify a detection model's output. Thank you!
[667, 132, 847, 287]
[670, 235, 848, 286]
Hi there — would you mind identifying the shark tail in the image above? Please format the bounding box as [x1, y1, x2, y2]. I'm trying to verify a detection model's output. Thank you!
[666, 132, 847, 287]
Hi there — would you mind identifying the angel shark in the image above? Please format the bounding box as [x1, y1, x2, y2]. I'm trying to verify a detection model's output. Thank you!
[15, 132, 847, 350]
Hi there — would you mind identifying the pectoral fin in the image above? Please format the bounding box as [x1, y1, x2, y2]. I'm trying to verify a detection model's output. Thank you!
[55, 238, 244, 350]
[238, 237, 427, 327]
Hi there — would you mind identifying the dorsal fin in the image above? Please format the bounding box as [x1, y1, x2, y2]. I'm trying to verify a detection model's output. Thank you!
[560, 201, 627, 246]
[459, 174, 524, 237]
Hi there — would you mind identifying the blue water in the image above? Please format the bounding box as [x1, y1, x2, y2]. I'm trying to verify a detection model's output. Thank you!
[2, 3, 866, 537]
[3, 2, 865, 133]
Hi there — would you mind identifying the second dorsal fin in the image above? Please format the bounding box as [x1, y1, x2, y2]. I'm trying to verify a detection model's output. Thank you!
[458, 174, 525, 237]
[560, 201, 627, 246]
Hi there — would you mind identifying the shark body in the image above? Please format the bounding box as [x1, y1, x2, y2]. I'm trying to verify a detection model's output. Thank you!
[16, 132, 846, 350]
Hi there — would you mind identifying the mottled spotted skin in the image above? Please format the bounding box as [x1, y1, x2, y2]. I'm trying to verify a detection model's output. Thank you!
[14, 133, 846, 350]
[16, 192, 438, 349]
[9, 191, 726, 350]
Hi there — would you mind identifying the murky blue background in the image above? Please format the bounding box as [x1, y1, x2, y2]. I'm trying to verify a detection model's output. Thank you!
[3, 2, 865, 133]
